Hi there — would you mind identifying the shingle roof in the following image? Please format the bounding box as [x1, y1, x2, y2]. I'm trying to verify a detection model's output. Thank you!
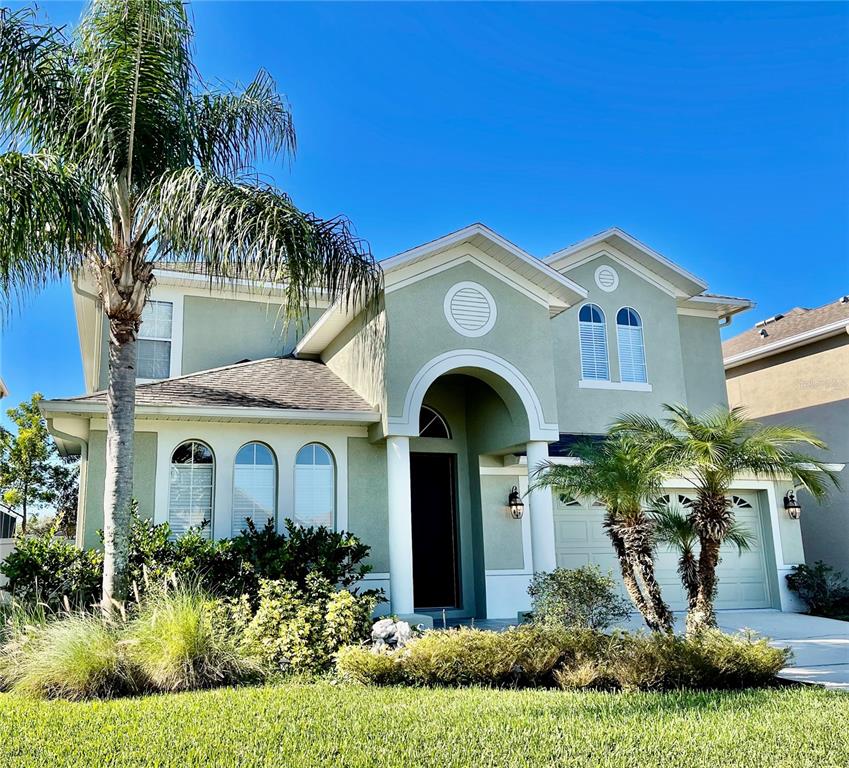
[722, 296, 849, 359]
[67, 357, 374, 412]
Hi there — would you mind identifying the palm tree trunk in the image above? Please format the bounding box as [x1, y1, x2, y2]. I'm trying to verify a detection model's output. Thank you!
[687, 493, 731, 634]
[101, 318, 137, 610]
[604, 514, 658, 630]
[633, 546, 674, 633]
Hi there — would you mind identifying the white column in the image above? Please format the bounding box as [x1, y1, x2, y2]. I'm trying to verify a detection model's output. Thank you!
[526, 440, 557, 573]
[386, 435, 415, 615]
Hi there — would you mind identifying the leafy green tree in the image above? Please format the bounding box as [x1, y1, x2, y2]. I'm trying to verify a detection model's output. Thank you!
[0, 393, 55, 532]
[532, 434, 680, 633]
[0, 1, 380, 607]
[614, 405, 838, 633]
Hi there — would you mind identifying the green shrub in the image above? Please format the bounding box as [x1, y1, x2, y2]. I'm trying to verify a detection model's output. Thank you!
[1, 613, 129, 700]
[241, 574, 376, 674]
[0, 530, 103, 610]
[335, 645, 405, 685]
[126, 586, 257, 692]
[786, 561, 849, 617]
[528, 566, 631, 630]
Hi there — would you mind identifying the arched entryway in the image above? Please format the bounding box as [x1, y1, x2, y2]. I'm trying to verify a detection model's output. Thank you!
[385, 352, 559, 621]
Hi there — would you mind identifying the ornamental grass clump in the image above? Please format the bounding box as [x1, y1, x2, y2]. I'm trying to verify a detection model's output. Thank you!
[126, 586, 257, 692]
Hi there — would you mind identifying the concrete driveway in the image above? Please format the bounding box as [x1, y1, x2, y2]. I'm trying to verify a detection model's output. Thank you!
[712, 610, 849, 690]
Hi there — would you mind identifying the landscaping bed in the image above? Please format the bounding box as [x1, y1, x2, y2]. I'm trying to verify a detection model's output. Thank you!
[0, 682, 846, 768]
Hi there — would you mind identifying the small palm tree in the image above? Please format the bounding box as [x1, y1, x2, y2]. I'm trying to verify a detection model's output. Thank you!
[614, 405, 838, 633]
[532, 434, 680, 633]
[0, 2, 381, 608]
[651, 499, 754, 614]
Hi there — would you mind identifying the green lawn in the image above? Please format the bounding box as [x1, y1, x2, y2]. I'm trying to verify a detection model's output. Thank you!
[0, 683, 846, 768]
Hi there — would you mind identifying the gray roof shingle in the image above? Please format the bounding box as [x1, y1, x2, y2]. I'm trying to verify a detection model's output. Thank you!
[723, 296, 849, 359]
[67, 357, 374, 412]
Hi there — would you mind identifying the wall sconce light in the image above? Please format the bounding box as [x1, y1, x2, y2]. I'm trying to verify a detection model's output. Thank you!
[783, 490, 802, 520]
[508, 486, 525, 519]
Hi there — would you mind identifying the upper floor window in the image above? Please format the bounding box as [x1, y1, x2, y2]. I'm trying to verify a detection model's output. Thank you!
[168, 440, 214, 539]
[137, 300, 173, 379]
[232, 442, 277, 536]
[418, 405, 451, 438]
[578, 303, 609, 381]
[294, 443, 335, 529]
[616, 307, 647, 383]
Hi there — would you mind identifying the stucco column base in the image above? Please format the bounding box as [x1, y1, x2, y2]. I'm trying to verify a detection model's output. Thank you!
[526, 440, 557, 573]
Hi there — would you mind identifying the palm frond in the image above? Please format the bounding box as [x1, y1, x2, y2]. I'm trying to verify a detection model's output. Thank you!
[0, 152, 107, 308]
[723, 520, 755, 555]
[144, 167, 381, 315]
[192, 69, 296, 177]
[651, 503, 697, 553]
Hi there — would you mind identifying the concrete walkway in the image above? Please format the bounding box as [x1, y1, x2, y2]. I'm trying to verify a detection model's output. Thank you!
[448, 610, 849, 689]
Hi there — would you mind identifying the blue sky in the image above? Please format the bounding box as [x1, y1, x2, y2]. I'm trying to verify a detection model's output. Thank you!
[2, 1, 848, 421]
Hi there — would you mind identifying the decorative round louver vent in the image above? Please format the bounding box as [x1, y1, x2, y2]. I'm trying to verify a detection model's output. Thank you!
[594, 264, 619, 292]
[443, 281, 497, 337]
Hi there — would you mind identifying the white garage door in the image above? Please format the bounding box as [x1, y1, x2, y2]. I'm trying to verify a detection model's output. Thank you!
[553, 490, 772, 611]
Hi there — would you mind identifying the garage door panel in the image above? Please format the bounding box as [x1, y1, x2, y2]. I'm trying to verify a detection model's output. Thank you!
[553, 490, 771, 611]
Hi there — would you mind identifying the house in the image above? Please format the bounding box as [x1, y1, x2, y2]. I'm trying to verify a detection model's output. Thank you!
[724, 296, 849, 572]
[41, 224, 808, 621]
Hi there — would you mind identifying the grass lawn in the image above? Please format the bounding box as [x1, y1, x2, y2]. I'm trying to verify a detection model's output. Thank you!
[0, 683, 846, 768]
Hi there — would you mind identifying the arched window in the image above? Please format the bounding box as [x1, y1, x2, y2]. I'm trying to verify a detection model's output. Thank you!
[169, 440, 214, 539]
[578, 303, 609, 381]
[616, 307, 647, 383]
[294, 443, 335, 528]
[418, 405, 451, 438]
[232, 442, 277, 536]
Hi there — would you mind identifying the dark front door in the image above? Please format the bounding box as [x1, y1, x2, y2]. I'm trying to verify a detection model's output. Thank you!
[410, 452, 460, 610]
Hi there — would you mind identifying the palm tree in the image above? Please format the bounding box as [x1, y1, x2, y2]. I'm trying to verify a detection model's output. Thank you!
[0, 2, 381, 609]
[532, 434, 679, 633]
[651, 498, 754, 615]
[614, 405, 838, 633]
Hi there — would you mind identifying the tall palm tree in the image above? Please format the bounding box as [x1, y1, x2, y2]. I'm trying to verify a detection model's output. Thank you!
[532, 434, 680, 633]
[651, 498, 754, 615]
[614, 405, 838, 633]
[0, 1, 381, 608]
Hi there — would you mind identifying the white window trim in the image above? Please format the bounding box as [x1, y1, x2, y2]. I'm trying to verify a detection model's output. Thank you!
[578, 379, 653, 392]
[168, 440, 216, 540]
[615, 305, 649, 385]
[293, 443, 337, 530]
[136, 291, 184, 383]
[231, 442, 278, 537]
[577, 303, 610, 382]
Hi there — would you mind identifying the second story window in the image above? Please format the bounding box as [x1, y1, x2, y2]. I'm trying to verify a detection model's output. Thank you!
[578, 303, 609, 381]
[616, 307, 647, 383]
[137, 300, 173, 379]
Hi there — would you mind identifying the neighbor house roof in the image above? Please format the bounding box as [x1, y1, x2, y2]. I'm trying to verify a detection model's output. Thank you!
[40, 357, 379, 425]
[723, 295, 849, 369]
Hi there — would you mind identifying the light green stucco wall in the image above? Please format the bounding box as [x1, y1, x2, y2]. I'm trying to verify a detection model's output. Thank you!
[678, 314, 728, 413]
[383, 258, 559, 429]
[346, 437, 390, 572]
[480, 474, 525, 570]
[182, 297, 319, 374]
[554, 259, 688, 433]
[82, 430, 158, 549]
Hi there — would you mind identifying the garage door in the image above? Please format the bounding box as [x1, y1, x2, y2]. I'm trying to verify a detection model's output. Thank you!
[553, 490, 772, 611]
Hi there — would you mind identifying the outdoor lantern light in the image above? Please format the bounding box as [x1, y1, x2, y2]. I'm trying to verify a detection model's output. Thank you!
[784, 490, 802, 520]
[508, 486, 525, 519]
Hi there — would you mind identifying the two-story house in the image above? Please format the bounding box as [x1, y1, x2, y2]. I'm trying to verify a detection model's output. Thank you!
[42, 224, 808, 621]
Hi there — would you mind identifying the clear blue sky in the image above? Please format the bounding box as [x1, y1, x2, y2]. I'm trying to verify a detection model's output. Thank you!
[2, 1, 848, 421]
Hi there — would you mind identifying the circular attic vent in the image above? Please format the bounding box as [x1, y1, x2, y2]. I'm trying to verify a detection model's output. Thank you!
[443, 281, 497, 337]
[594, 264, 619, 292]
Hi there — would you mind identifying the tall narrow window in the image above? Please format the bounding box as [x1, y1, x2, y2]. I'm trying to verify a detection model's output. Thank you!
[137, 300, 173, 379]
[294, 444, 335, 528]
[579, 303, 609, 380]
[616, 307, 647, 383]
[232, 442, 277, 536]
[169, 440, 214, 539]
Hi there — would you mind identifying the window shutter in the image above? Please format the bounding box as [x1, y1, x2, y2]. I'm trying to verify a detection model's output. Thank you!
[579, 319, 609, 380]
[617, 324, 646, 383]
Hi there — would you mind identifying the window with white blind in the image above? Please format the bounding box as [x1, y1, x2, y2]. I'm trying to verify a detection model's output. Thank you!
[232, 442, 277, 536]
[137, 300, 173, 379]
[294, 444, 335, 528]
[578, 303, 609, 381]
[616, 307, 647, 383]
[168, 441, 214, 539]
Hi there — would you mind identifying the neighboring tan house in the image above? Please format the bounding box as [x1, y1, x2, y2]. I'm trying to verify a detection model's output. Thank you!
[42, 224, 809, 621]
[724, 296, 849, 573]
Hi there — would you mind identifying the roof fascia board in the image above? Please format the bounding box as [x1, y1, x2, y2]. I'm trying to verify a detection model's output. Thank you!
[724, 319, 849, 369]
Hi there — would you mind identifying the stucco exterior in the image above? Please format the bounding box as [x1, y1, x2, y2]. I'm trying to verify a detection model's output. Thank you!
[47, 224, 806, 620]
